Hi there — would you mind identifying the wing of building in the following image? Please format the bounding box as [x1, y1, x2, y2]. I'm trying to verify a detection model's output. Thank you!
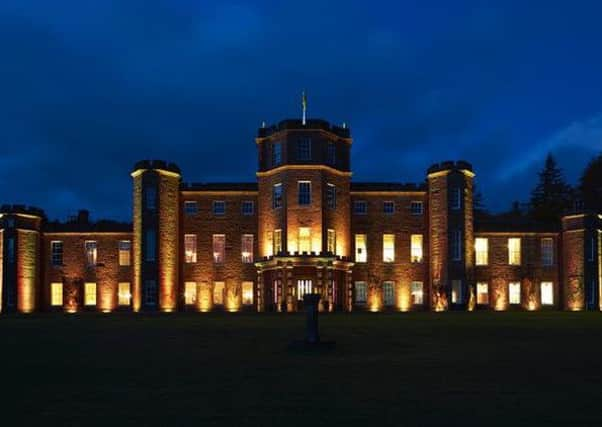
[1, 118, 599, 313]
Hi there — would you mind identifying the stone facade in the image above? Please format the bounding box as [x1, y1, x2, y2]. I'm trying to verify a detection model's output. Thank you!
[1, 118, 601, 313]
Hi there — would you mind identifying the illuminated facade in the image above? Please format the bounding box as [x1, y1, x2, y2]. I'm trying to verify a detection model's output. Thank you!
[1, 118, 600, 313]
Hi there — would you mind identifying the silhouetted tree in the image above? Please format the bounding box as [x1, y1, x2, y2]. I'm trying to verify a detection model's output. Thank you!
[579, 153, 602, 212]
[473, 183, 488, 219]
[529, 154, 573, 223]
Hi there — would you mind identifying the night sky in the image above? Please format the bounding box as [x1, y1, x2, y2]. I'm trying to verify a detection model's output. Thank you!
[2, 1, 602, 222]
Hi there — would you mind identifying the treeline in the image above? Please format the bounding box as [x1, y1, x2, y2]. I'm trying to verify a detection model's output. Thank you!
[475, 153, 602, 224]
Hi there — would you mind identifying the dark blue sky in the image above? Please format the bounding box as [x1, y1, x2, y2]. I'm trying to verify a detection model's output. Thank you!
[2, 0, 602, 221]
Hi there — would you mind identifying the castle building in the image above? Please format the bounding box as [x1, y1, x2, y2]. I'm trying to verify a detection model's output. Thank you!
[1, 118, 600, 314]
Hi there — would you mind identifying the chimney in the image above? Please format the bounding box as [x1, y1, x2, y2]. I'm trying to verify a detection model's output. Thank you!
[77, 210, 90, 224]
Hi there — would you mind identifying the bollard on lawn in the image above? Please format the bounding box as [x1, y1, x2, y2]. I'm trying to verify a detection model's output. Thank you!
[303, 293, 321, 344]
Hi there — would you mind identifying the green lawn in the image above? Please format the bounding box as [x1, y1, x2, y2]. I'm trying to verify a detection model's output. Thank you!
[1, 312, 601, 426]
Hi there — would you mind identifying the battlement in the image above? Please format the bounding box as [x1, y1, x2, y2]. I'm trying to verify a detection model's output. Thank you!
[257, 119, 350, 139]
[427, 160, 473, 175]
[0, 204, 45, 218]
[132, 160, 181, 174]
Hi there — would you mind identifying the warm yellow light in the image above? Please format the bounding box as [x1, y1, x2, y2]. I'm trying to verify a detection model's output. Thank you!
[475, 238, 488, 265]
[383, 234, 395, 262]
[410, 234, 423, 263]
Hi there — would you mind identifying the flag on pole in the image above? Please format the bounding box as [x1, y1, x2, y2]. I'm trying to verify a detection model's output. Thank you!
[302, 90, 307, 125]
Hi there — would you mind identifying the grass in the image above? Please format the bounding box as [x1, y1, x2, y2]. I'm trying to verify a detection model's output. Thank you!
[1, 311, 601, 426]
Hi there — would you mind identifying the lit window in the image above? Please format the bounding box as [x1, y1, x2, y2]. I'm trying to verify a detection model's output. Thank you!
[266, 231, 274, 257]
[145, 230, 156, 262]
[541, 282, 554, 305]
[297, 279, 313, 301]
[273, 183, 283, 209]
[411, 282, 423, 305]
[119, 240, 131, 266]
[242, 234, 254, 263]
[355, 234, 367, 262]
[213, 234, 225, 263]
[355, 282, 367, 304]
[411, 234, 423, 263]
[298, 181, 311, 205]
[274, 229, 282, 255]
[383, 201, 395, 215]
[451, 280, 463, 304]
[508, 238, 521, 265]
[327, 142, 336, 165]
[298, 227, 311, 253]
[7, 238, 14, 263]
[475, 238, 488, 266]
[213, 201, 225, 216]
[184, 234, 197, 263]
[242, 282, 254, 305]
[214, 282, 225, 305]
[145, 186, 156, 210]
[184, 201, 198, 215]
[272, 142, 282, 166]
[383, 234, 395, 263]
[451, 187, 462, 210]
[85, 241, 97, 267]
[327, 229, 336, 253]
[541, 238, 553, 266]
[353, 200, 368, 215]
[297, 138, 311, 161]
[118, 282, 131, 306]
[452, 230, 462, 261]
[509, 282, 521, 304]
[84, 282, 97, 306]
[184, 282, 197, 305]
[410, 201, 423, 215]
[51, 241, 63, 267]
[50, 283, 63, 307]
[477, 282, 489, 305]
[383, 281, 395, 306]
[242, 200, 254, 215]
[145, 280, 157, 306]
[326, 183, 336, 209]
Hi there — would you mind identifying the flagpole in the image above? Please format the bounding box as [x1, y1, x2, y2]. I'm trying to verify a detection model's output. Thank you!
[302, 90, 307, 126]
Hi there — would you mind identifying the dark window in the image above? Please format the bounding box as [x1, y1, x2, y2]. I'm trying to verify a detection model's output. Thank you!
[242, 200, 255, 215]
[272, 142, 282, 166]
[297, 138, 311, 161]
[213, 201, 226, 216]
[273, 184, 283, 209]
[383, 201, 395, 215]
[51, 241, 63, 266]
[145, 280, 157, 306]
[184, 201, 198, 215]
[451, 188, 462, 210]
[327, 184, 336, 209]
[327, 143, 336, 165]
[410, 201, 423, 215]
[298, 181, 311, 205]
[354, 201, 368, 215]
[451, 229, 462, 261]
[145, 187, 157, 210]
[145, 230, 156, 262]
[7, 237, 15, 263]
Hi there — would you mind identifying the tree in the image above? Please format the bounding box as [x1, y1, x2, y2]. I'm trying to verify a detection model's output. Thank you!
[529, 153, 573, 223]
[473, 183, 488, 219]
[579, 153, 602, 212]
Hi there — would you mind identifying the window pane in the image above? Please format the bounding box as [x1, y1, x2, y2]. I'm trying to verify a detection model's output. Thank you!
[411, 282, 423, 305]
[272, 142, 282, 166]
[242, 282, 254, 305]
[451, 280, 463, 304]
[185, 234, 197, 263]
[451, 187, 462, 209]
[327, 184, 336, 209]
[145, 230, 156, 262]
[145, 280, 157, 305]
[411, 234, 423, 263]
[354, 282, 367, 304]
[242, 200, 254, 215]
[297, 138, 311, 161]
[410, 201, 423, 215]
[242, 234, 254, 263]
[273, 184, 283, 209]
[383, 234, 395, 262]
[214, 282, 225, 305]
[297, 280, 313, 301]
[51, 241, 63, 266]
[383, 201, 394, 214]
[452, 230, 462, 261]
[355, 234, 367, 262]
[213, 201, 225, 215]
[354, 201, 367, 214]
[145, 187, 156, 210]
[509, 282, 521, 304]
[475, 238, 488, 266]
[185, 282, 197, 305]
[274, 230, 282, 255]
[184, 201, 198, 215]
[118, 282, 131, 306]
[298, 181, 311, 205]
[477, 282, 489, 305]
[298, 227, 311, 253]
[541, 238, 553, 266]
[85, 241, 97, 266]
[84, 282, 97, 306]
[213, 235, 225, 263]
[327, 229, 336, 253]
[541, 282, 554, 305]
[383, 281, 395, 306]
[51, 283, 63, 307]
[119, 240, 131, 266]
[508, 238, 521, 265]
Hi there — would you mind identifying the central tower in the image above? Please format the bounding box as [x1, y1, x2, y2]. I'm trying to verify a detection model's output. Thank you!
[255, 119, 354, 312]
